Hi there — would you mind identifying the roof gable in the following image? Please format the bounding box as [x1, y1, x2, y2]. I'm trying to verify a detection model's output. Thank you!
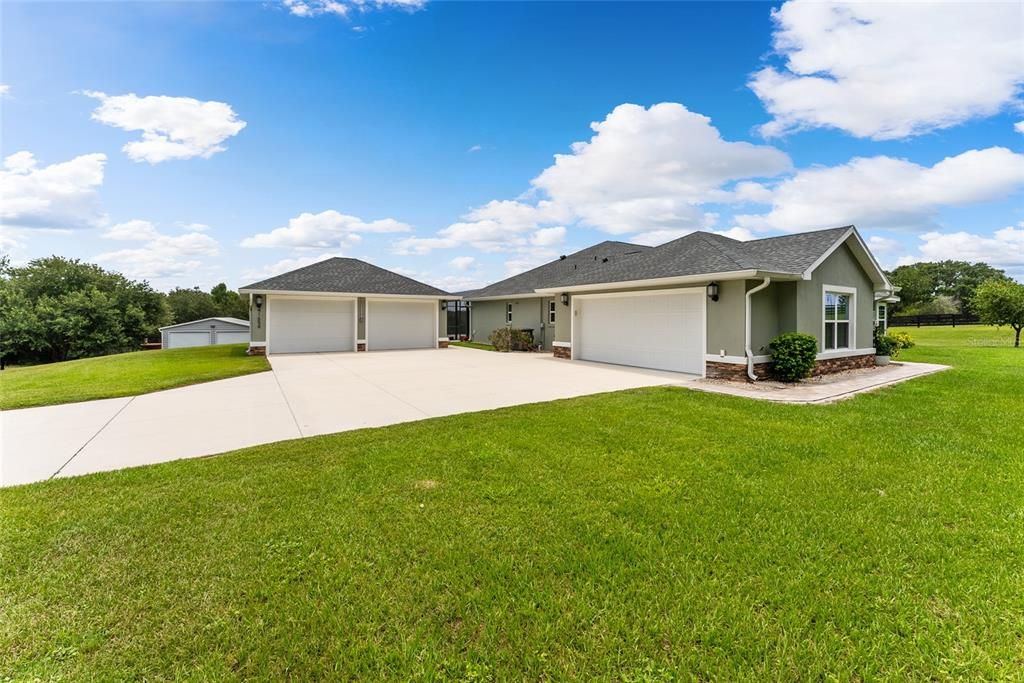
[240, 258, 448, 297]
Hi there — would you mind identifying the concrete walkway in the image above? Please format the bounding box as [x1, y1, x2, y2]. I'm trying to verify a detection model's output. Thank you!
[0, 348, 692, 487]
[690, 361, 949, 404]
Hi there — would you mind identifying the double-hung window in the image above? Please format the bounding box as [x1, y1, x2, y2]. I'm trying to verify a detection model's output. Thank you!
[548, 301, 556, 324]
[506, 303, 513, 324]
[823, 289, 853, 350]
[876, 303, 887, 333]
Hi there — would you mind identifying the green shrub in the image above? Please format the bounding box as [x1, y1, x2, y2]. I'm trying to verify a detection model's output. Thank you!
[488, 327, 533, 352]
[768, 332, 818, 382]
[889, 329, 915, 350]
[874, 334, 897, 357]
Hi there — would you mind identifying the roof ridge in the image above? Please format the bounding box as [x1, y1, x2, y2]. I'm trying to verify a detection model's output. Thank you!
[746, 225, 853, 245]
[691, 231, 752, 270]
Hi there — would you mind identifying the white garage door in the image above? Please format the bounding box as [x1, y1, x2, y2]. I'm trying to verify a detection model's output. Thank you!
[167, 331, 211, 348]
[269, 298, 355, 354]
[576, 290, 704, 374]
[367, 299, 436, 351]
[215, 331, 250, 345]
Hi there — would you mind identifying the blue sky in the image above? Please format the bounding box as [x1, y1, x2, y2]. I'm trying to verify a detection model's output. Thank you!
[2, 0, 1022, 291]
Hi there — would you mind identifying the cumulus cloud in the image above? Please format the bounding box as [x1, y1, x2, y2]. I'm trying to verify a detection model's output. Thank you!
[395, 102, 790, 264]
[898, 223, 1024, 278]
[101, 219, 159, 241]
[0, 151, 107, 230]
[282, 0, 425, 18]
[96, 227, 220, 280]
[449, 256, 476, 271]
[177, 222, 210, 232]
[736, 147, 1024, 233]
[0, 84, 9, 97]
[750, 0, 1024, 139]
[1016, 121, 1024, 134]
[241, 209, 411, 249]
[83, 91, 247, 163]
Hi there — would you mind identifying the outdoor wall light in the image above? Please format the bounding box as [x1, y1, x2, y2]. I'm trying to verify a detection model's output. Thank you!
[561, 293, 570, 306]
[707, 282, 720, 302]
[441, 301, 447, 310]
[254, 294, 264, 309]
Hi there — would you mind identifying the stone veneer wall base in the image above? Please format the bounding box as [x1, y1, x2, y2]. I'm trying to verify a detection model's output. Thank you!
[706, 353, 875, 382]
[553, 345, 571, 360]
[438, 340, 449, 348]
[246, 346, 266, 357]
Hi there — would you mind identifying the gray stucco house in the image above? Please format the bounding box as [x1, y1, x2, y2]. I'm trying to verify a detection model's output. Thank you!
[463, 225, 897, 379]
[239, 258, 451, 355]
[159, 317, 250, 349]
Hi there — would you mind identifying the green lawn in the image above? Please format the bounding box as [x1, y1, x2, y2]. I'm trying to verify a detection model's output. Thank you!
[0, 344, 270, 410]
[2, 326, 1022, 679]
[450, 340, 496, 351]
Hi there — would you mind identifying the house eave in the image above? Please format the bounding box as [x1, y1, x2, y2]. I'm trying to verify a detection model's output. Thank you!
[533, 269, 800, 295]
[461, 292, 546, 302]
[238, 288, 458, 300]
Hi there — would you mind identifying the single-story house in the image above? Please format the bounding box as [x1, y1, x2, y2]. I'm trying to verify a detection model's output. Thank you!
[159, 317, 250, 349]
[461, 225, 897, 379]
[239, 258, 452, 355]
[458, 241, 651, 350]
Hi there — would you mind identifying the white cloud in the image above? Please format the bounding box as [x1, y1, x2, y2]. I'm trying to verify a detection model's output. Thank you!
[177, 222, 210, 232]
[102, 219, 159, 241]
[898, 223, 1024, 278]
[750, 0, 1024, 140]
[241, 209, 411, 248]
[242, 252, 345, 282]
[529, 226, 566, 247]
[449, 255, 476, 271]
[96, 229, 219, 280]
[736, 147, 1024, 233]
[282, 0, 426, 18]
[0, 84, 9, 97]
[1016, 121, 1024, 134]
[0, 151, 107, 230]
[532, 102, 790, 235]
[467, 144, 483, 153]
[396, 102, 790, 256]
[83, 91, 247, 163]
[866, 235, 902, 256]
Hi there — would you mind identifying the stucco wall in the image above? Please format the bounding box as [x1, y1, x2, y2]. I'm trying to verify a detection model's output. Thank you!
[796, 242, 875, 350]
[471, 298, 556, 349]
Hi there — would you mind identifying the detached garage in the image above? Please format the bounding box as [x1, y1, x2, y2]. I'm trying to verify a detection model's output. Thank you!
[574, 290, 705, 375]
[240, 257, 453, 355]
[159, 317, 250, 349]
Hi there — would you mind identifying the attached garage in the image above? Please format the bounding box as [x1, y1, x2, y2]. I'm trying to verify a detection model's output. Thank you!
[367, 299, 437, 350]
[268, 297, 355, 354]
[574, 289, 705, 375]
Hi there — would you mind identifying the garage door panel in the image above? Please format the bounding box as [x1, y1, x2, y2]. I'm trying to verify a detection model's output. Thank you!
[269, 298, 354, 354]
[167, 332, 211, 349]
[215, 331, 250, 345]
[368, 300, 435, 351]
[577, 292, 703, 374]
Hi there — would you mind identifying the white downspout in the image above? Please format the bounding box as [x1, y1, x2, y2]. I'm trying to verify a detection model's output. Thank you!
[745, 276, 772, 381]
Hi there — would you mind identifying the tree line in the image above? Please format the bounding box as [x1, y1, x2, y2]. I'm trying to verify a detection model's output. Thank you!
[0, 256, 250, 365]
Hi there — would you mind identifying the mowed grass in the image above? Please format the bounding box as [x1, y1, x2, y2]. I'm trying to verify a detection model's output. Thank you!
[450, 340, 496, 351]
[2, 327, 1022, 679]
[0, 344, 270, 410]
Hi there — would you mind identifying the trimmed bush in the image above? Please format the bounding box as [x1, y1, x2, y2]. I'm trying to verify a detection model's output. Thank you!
[488, 327, 533, 352]
[768, 332, 818, 382]
[888, 330, 915, 351]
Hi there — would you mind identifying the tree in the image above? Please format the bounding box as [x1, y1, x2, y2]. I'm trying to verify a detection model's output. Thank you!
[0, 257, 170, 364]
[888, 261, 1011, 315]
[166, 283, 249, 324]
[973, 279, 1024, 348]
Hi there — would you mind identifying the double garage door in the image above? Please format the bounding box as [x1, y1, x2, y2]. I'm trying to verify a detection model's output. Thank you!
[166, 330, 250, 348]
[575, 290, 704, 375]
[267, 297, 435, 354]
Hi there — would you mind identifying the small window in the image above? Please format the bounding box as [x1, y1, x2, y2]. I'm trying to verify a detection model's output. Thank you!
[824, 291, 852, 350]
[548, 301, 556, 324]
[506, 303, 513, 324]
[876, 303, 887, 333]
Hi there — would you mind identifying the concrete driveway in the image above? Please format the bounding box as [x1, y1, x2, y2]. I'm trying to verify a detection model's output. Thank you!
[1, 348, 693, 487]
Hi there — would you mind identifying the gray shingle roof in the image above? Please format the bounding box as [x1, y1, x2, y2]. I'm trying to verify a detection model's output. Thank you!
[544, 226, 854, 289]
[459, 241, 651, 298]
[240, 258, 449, 296]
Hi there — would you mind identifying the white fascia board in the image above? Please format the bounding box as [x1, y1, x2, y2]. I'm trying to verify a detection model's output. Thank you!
[461, 293, 544, 302]
[802, 227, 893, 290]
[159, 317, 250, 332]
[533, 269, 778, 295]
[552, 341, 572, 348]
[238, 288, 458, 301]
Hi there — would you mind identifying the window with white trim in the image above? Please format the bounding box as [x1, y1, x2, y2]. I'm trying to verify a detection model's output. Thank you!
[876, 303, 887, 333]
[548, 301, 556, 324]
[506, 303, 513, 324]
[824, 291, 852, 350]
